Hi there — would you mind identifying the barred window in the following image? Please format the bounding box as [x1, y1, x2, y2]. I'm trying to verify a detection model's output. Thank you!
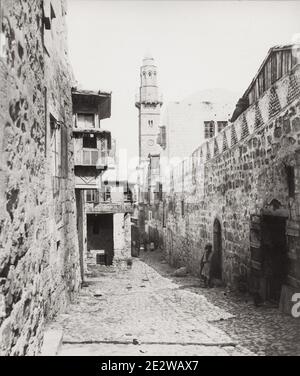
[204, 121, 215, 139]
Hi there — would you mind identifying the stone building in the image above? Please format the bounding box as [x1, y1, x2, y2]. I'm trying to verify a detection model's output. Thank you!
[0, 0, 81, 355]
[83, 169, 134, 273]
[72, 88, 113, 278]
[72, 91, 134, 275]
[152, 44, 300, 314]
[159, 89, 237, 161]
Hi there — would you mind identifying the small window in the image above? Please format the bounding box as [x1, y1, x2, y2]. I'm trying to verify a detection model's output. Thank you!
[181, 200, 184, 217]
[104, 186, 111, 201]
[286, 166, 295, 198]
[83, 135, 97, 148]
[96, 252, 106, 265]
[77, 113, 95, 128]
[86, 189, 99, 203]
[148, 211, 152, 221]
[204, 121, 215, 139]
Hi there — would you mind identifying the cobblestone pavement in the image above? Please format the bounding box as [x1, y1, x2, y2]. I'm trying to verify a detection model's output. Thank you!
[141, 250, 300, 356]
[53, 250, 300, 356]
[53, 255, 253, 356]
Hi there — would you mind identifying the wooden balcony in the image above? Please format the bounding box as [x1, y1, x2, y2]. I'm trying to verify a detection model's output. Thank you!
[85, 201, 134, 214]
[74, 148, 108, 169]
[85, 191, 134, 214]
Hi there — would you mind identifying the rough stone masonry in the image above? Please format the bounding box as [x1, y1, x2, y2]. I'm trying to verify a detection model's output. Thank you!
[148, 59, 300, 312]
[0, 0, 80, 355]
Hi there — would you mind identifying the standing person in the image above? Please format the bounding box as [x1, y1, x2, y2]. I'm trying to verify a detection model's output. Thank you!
[200, 244, 213, 287]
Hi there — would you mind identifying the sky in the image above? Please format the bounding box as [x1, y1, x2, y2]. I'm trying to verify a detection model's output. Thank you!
[66, 0, 300, 165]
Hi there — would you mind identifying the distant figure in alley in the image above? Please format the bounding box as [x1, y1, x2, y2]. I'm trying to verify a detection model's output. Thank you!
[200, 244, 213, 287]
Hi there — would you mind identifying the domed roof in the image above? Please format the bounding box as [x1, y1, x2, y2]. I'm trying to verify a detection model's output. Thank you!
[142, 52, 155, 66]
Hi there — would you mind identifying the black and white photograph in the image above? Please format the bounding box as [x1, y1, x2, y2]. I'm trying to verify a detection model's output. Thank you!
[0, 0, 300, 360]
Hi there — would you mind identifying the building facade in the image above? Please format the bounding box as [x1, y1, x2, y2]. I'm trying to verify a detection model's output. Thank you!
[151, 45, 300, 314]
[160, 89, 237, 161]
[0, 0, 80, 355]
[72, 92, 133, 276]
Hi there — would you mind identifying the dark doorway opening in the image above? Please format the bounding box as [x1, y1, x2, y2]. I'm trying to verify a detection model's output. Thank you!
[261, 215, 287, 303]
[211, 218, 222, 280]
[87, 214, 114, 265]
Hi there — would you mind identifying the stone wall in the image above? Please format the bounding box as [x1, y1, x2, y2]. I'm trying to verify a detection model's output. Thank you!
[0, 0, 80, 355]
[150, 64, 300, 293]
[113, 213, 131, 262]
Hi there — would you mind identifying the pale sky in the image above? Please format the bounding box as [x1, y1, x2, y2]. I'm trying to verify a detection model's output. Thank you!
[66, 0, 300, 162]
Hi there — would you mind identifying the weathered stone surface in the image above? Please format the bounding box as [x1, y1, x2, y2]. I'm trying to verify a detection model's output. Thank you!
[146, 67, 300, 297]
[0, 0, 80, 355]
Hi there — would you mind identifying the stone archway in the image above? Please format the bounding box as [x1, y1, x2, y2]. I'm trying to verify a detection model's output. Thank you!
[211, 218, 222, 280]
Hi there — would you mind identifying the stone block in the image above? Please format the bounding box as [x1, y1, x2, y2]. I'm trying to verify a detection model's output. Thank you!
[40, 328, 63, 356]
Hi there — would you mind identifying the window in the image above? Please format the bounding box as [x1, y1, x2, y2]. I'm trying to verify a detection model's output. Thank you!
[157, 126, 166, 149]
[148, 120, 153, 127]
[148, 211, 152, 221]
[42, 1, 56, 55]
[86, 189, 99, 203]
[217, 121, 228, 133]
[83, 149, 99, 165]
[181, 200, 185, 217]
[104, 186, 111, 201]
[77, 113, 95, 128]
[286, 166, 295, 198]
[204, 121, 215, 139]
[96, 252, 106, 265]
[83, 134, 97, 148]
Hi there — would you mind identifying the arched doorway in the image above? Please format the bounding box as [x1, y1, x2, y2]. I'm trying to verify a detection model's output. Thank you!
[212, 219, 222, 280]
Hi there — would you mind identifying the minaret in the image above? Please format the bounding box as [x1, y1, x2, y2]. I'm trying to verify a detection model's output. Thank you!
[135, 54, 163, 162]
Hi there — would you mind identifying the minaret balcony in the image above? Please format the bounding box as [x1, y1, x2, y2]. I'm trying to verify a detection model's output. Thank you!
[135, 93, 163, 108]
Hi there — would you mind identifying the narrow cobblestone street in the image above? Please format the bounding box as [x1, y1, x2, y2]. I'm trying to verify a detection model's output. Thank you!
[49, 250, 300, 356]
